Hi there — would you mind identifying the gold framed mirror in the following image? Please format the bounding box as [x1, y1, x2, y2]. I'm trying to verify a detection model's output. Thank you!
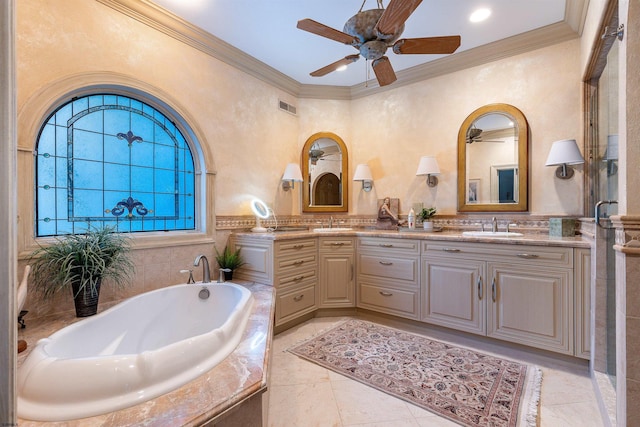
[302, 132, 348, 213]
[457, 104, 528, 212]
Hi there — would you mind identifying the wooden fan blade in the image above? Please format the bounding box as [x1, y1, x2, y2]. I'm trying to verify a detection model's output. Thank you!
[310, 55, 360, 77]
[376, 0, 423, 36]
[393, 36, 461, 55]
[372, 56, 397, 86]
[297, 19, 358, 45]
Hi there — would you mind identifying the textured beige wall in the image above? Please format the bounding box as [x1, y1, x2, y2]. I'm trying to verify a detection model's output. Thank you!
[17, 0, 300, 220]
[348, 39, 583, 216]
[17, 0, 584, 225]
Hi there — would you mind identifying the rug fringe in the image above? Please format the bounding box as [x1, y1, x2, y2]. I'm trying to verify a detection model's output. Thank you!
[521, 366, 543, 427]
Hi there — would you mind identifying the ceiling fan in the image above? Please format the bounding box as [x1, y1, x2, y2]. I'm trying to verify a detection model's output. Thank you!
[466, 126, 506, 144]
[296, 0, 461, 87]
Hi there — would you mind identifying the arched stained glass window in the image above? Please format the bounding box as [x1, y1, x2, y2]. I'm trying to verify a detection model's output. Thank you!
[35, 94, 196, 236]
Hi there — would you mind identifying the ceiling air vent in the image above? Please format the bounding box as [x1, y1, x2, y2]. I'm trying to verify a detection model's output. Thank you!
[279, 100, 297, 116]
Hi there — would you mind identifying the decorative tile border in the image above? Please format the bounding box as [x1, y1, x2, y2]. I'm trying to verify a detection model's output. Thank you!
[216, 214, 592, 236]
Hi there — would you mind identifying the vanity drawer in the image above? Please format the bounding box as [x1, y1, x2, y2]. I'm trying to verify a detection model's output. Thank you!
[319, 237, 354, 252]
[358, 254, 419, 285]
[277, 284, 317, 324]
[277, 269, 317, 289]
[358, 238, 420, 254]
[276, 239, 317, 254]
[358, 282, 418, 319]
[422, 242, 573, 268]
[276, 253, 317, 272]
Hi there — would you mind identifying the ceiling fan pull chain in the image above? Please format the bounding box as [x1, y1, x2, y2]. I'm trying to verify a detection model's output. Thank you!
[365, 59, 370, 87]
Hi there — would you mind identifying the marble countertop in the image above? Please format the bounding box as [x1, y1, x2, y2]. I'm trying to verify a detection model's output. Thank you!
[17, 281, 275, 427]
[232, 228, 591, 249]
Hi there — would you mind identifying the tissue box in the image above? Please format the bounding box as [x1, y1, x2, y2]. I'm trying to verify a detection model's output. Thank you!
[549, 218, 576, 237]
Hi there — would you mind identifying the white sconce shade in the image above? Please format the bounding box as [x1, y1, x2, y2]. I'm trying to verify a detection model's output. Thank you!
[545, 139, 584, 179]
[603, 134, 619, 176]
[416, 156, 440, 187]
[282, 163, 303, 191]
[353, 164, 374, 192]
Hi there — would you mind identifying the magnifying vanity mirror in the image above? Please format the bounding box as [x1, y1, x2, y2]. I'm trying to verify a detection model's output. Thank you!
[457, 104, 529, 212]
[250, 198, 270, 232]
[302, 132, 349, 213]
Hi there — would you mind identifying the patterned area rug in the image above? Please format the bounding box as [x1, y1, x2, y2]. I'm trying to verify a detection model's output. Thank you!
[288, 319, 542, 427]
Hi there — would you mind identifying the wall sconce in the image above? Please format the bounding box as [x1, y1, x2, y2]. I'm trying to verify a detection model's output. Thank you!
[416, 156, 440, 187]
[353, 164, 374, 192]
[545, 139, 584, 179]
[603, 134, 618, 176]
[281, 163, 303, 191]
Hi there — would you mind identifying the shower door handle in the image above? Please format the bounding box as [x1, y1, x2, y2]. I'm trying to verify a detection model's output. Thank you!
[595, 200, 618, 229]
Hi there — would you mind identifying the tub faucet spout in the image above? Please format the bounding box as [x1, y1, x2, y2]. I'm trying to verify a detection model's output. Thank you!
[194, 255, 211, 283]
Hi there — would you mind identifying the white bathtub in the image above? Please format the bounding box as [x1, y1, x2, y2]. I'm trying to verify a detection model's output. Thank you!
[17, 282, 254, 421]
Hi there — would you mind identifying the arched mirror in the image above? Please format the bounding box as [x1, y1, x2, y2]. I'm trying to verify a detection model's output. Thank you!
[302, 132, 348, 213]
[457, 104, 528, 212]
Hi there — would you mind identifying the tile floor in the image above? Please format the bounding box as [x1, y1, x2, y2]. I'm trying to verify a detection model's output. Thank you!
[267, 315, 605, 427]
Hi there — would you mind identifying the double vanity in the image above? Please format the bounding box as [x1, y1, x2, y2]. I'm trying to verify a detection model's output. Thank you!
[232, 228, 591, 360]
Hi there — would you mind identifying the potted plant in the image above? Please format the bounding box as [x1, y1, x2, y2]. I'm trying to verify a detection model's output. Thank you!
[29, 226, 134, 317]
[418, 207, 437, 231]
[215, 246, 246, 281]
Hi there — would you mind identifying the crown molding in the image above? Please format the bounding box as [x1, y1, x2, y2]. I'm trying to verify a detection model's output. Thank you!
[96, 0, 302, 97]
[98, 0, 586, 101]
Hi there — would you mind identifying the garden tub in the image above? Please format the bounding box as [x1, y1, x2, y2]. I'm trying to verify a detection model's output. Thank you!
[17, 282, 254, 421]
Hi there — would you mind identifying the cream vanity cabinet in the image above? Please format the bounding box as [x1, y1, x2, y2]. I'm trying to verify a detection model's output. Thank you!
[422, 241, 581, 356]
[356, 237, 421, 320]
[318, 237, 355, 308]
[233, 236, 318, 327]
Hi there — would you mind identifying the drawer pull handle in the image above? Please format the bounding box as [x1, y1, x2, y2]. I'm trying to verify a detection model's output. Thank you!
[293, 294, 304, 302]
[379, 244, 394, 248]
[477, 276, 483, 300]
[293, 244, 304, 250]
[293, 275, 305, 282]
[293, 260, 304, 265]
[516, 253, 539, 259]
[379, 291, 393, 297]
[331, 242, 345, 246]
[492, 277, 497, 302]
[379, 261, 393, 266]
[442, 248, 461, 252]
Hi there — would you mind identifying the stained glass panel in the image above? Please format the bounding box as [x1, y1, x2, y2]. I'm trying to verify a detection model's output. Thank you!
[35, 93, 197, 236]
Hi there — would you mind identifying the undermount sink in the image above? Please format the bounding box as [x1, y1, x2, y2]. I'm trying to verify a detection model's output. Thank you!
[462, 231, 524, 237]
[313, 227, 353, 232]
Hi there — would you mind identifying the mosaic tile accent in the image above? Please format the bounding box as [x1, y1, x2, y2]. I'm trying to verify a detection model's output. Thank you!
[216, 214, 589, 235]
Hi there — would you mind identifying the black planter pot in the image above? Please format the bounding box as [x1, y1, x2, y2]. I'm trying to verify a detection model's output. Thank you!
[223, 270, 233, 281]
[71, 278, 102, 317]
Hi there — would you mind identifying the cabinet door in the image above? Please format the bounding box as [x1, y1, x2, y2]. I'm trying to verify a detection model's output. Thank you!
[319, 253, 355, 307]
[487, 262, 573, 355]
[422, 258, 486, 335]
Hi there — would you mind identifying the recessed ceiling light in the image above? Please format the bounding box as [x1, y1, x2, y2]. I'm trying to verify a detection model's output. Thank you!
[336, 65, 348, 72]
[470, 8, 491, 23]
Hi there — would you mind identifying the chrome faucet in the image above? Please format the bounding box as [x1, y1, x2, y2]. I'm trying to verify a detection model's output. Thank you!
[194, 255, 211, 283]
[492, 217, 498, 233]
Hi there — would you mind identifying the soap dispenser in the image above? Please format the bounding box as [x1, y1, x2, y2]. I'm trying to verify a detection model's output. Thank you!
[408, 208, 416, 229]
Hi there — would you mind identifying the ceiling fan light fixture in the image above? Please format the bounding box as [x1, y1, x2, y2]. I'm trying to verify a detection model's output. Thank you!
[336, 64, 348, 72]
[469, 8, 491, 23]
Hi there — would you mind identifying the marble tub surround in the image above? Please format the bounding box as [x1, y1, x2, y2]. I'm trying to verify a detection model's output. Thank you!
[16, 281, 275, 427]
